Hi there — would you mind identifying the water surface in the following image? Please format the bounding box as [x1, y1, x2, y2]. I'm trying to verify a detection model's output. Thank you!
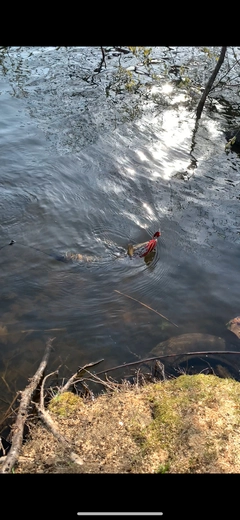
[1, 47, 240, 417]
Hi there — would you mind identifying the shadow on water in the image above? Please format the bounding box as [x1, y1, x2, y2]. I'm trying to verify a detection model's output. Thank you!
[1, 47, 240, 420]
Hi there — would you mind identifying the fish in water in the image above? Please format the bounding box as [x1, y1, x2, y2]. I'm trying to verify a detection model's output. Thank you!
[127, 231, 161, 259]
[4, 231, 160, 263]
[56, 231, 161, 262]
[54, 231, 161, 263]
[52, 252, 97, 263]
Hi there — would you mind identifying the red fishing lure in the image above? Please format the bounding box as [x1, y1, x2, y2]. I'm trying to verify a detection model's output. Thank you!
[127, 231, 161, 258]
[138, 231, 161, 257]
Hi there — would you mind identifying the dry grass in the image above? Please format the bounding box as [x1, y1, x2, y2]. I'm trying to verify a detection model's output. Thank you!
[14, 374, 240, 473]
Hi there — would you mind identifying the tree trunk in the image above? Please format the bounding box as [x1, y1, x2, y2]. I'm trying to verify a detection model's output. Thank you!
[196, 46, 227, 120]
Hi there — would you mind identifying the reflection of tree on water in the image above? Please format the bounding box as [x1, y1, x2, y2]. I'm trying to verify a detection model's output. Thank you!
[177, 47, 228, 179]
[1, 46, 239, 157]
[0, 46, 30, 98]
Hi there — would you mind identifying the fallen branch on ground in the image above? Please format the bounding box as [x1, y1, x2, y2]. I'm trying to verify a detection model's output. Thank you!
[35, 368, 84, 466]
[0, 338, 55, 474]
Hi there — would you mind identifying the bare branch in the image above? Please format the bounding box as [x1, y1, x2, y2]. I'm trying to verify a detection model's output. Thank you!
[40, 370, 59, 409]
[0, 338, 54, 474]
[35, 369, 84, 466]
[93, 350, 240, 378]
[59, 359, 104, 394]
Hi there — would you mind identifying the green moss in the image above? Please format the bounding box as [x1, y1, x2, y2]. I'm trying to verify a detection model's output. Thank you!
[48, 391, 83, 417]
[156, 462, 170, 474]
[130, 374, 240, 472]
[147, 385, 183, 452]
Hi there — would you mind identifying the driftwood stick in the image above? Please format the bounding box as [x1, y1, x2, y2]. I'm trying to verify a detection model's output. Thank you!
[35, 404, 73, 446]
[59, 359, 104, 394]
[36, 365, 71, 446]
[35, 371, 84, 466]
[0, 454, 35, 465]
[0, 338, 55, 474]
[114, 290, 179, 328]
[35, 404, 84, 465]
[93, 350, 240, 378]
[40, 371, 59, 409]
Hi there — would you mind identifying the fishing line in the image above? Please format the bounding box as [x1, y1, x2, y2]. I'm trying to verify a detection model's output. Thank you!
[0, 239, 67, 262]
[0, 237, 158, 265]
[0, 240, 16, 251]
[0, 239, 121, 265]
[0, 239, 124, 270]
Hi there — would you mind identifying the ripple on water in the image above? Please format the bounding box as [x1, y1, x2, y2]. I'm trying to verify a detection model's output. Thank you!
[0, 189, 38, 228]
[2, 47, 240, 419]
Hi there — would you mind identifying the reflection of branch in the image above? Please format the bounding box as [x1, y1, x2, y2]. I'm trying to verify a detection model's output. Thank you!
[0, 393, 19, 431]
[196, 46, 227, 120]
[186, 48, 227, 176]
[187, 47, 228, 177]
[0, 350, 23, 394]
[187, 118, 199, 173]
[0, 328, 66, 335]
[1, 365, 11, 394]
[94, 46, 106, 74]
[210, 61, 238, 92]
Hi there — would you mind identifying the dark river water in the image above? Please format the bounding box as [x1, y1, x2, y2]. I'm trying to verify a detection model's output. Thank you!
[1, 47, 240, 419]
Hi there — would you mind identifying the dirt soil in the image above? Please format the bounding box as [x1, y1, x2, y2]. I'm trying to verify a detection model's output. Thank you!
[13, 373, 240, 473]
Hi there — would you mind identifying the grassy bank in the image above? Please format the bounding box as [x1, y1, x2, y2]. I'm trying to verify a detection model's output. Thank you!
[14, 373, 240, 473]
